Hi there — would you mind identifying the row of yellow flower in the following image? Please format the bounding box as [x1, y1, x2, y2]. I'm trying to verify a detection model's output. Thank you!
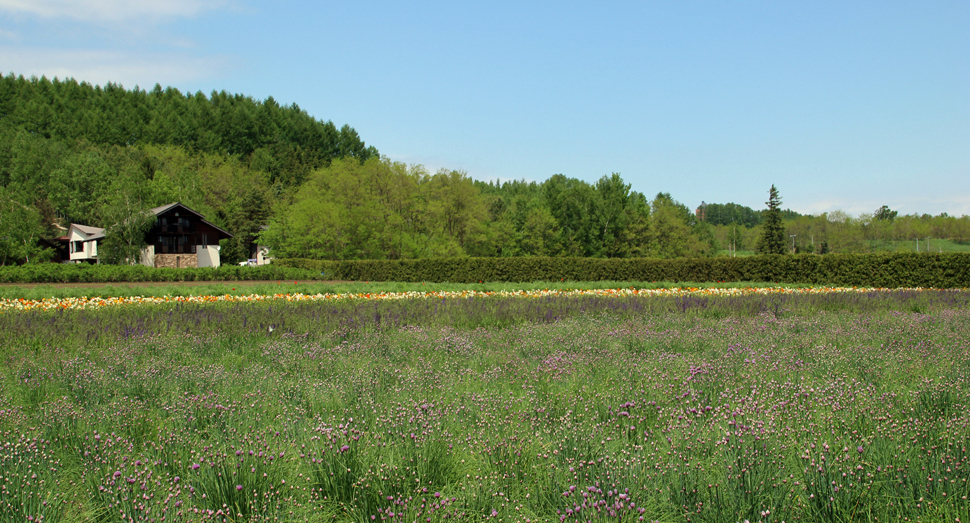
[0, 286, 940, 313]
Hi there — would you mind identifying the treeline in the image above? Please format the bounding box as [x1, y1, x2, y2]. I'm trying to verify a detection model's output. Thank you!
[0, 73, 377, 180]
[703, 206, 970, 254]
[0, 263, 321, 284]
[697, 201, 802, 228]
[0, 72, 377, 265]
[2, 73, 969, 266]
[260, 158, 718, 260]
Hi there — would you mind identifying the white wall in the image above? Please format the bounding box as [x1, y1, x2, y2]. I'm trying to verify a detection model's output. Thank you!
[197, 245, 221, 268]
[140, 245, 155, 267]
[68, 229, 89, 262]
[256, 246, 271, 265]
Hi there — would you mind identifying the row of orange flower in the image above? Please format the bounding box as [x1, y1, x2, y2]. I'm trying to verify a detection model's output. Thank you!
[0, 286, 941, 313]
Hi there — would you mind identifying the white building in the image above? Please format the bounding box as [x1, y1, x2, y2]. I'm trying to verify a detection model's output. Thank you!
[67, 224, 104, 263]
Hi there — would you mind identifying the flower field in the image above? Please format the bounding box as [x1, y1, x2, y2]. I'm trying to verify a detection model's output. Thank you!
[1, 290, 969, 522]
[0, 285, 947, 312]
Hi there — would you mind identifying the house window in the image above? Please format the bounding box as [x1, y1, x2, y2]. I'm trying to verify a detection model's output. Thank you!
[72, 241, 83, 253]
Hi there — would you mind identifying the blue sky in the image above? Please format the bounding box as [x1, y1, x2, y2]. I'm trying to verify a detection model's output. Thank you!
[1, 1, 967, 216]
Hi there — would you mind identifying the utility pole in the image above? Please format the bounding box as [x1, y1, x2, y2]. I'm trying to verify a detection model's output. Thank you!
[790, 234, 797, 254]
[916, 238, 919, 253]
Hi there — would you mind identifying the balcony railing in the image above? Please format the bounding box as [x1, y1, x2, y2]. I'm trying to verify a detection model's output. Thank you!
[155, 244, 197, 255]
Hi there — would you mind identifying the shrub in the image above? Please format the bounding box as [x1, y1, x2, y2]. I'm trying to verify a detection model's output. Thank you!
[274, 253, 970, 288]
[0, 263, 322, 284]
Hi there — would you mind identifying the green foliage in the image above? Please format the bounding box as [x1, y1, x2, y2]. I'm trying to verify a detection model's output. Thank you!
[6, 72, 970, 267]
[874, 205, 898, 222]
[0, 72, 384, 269]
[260, 158, 485, 260]
[97, 171, 156, 265]
[697, 201, 764, 227]
[0, 263, 322, 283]
[0, 73, 377, 164]
[0, 186, 52, 265]
[757, 185, 787, 254]
[651, 192, 708, 257]
[470, 176, 711, 259]
[276, 252, 970, 287]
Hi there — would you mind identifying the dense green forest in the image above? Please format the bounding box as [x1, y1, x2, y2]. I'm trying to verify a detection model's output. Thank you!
[1, 73, 968, 265]
[0, 73, 376, 264]
[259, 162, 716, 259]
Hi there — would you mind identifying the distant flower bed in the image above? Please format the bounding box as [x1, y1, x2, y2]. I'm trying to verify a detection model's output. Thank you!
[0, 286, 938, 312]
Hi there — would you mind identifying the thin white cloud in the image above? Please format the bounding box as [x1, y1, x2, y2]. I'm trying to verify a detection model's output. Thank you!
[0, 47, 233, 88]
[0, 0, 228, 23]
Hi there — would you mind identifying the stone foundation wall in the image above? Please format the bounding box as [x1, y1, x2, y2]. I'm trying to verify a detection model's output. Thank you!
[155, 253, 198, 269]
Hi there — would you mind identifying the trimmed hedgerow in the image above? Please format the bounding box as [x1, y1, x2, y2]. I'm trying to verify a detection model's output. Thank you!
[0, 263, 322, 284]
[275, 253, 970, 288]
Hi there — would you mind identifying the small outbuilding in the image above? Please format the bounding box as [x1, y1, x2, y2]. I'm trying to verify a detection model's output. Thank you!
[67, 224, 104, 263]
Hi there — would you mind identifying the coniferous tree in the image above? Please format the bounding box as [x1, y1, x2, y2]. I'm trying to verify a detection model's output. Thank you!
[757, 185, 787, 254]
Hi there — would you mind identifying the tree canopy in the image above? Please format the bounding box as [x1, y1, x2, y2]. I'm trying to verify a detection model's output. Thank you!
[0, 72, 378, 265]
[1, 71, 968, 265]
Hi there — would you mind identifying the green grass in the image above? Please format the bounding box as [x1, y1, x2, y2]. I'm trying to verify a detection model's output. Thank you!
[867, 238, 970, 253]
[718, 240, 970, 255]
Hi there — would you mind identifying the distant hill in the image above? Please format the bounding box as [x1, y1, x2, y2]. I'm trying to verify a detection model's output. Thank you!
[0, 72, 380, 265]
[0, 73, 377, 185]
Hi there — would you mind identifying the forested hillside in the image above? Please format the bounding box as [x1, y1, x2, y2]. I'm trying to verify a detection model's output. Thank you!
[0, 73, 377, 264]
[1, 73, 968, 266]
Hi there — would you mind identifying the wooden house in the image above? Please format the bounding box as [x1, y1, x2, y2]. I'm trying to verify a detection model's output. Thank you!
[141, 203, 233, 268]
[63, 203, 233, 268]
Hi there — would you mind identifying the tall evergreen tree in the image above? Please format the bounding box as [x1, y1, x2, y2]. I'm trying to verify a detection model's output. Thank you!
[757, 185, 787, 254]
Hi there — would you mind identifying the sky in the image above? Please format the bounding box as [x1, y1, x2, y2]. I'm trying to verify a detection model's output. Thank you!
[1, 0, 967, 216]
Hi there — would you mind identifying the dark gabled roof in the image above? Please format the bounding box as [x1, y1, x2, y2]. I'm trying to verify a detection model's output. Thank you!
[149, 202, 185, 216]
[150, 202, 233, 239]
[70, 223, 105, 242]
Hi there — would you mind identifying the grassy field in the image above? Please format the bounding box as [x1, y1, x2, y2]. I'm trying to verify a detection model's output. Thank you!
[867, 238, 970, 253]
[717, 239, 970, 256]
[2, 290, 969, 522]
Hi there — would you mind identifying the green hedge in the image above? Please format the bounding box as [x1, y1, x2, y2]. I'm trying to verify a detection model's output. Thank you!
[0, 263, 323, 284]
[275, 253, 970, 288]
